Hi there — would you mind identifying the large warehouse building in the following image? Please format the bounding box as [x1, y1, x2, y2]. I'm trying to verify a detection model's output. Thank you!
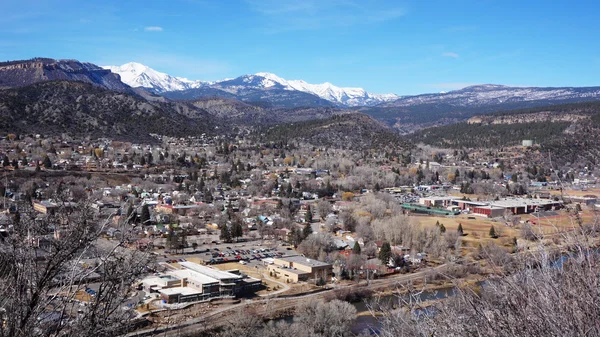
[142, 261, 261, 303]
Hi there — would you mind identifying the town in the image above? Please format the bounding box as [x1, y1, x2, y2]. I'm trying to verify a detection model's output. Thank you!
[0, 130, 597, 336]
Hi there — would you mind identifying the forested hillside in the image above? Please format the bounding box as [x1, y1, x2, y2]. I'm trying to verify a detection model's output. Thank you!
[410, 121, 571, 148]
[0, 81, 219, 141]
[260, 113, 410, 150]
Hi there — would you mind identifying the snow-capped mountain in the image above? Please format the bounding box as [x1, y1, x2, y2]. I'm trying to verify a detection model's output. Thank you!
[104, 62, 397, 106]
[102, 62, 209, 93]
[382, 84, 600, 107]
[251, 72, 398, 106]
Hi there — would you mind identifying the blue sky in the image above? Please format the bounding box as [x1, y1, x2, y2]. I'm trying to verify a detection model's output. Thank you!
[1, 0, 599, 95]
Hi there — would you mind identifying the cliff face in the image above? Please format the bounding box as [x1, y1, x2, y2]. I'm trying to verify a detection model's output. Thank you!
[0, 58, 130, 91]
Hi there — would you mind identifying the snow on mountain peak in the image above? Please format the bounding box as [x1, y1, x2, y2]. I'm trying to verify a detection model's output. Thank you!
[251, 72, 398, 106]
[103, 62, 207, 93]
[104, 62, 398, 106]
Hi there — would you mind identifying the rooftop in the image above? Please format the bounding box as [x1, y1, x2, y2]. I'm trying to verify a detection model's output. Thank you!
[169, 269, 220, 285]
[276, 255, 332, 268]
[491, 198, 561, 208]
[159, 286, 202, 296]
[179, 261, 242, 281]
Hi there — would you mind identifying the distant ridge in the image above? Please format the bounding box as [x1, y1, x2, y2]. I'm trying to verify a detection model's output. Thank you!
[0, 58, 130, 91]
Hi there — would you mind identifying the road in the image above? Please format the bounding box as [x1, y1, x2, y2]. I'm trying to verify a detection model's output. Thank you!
[124, 263, 447, 337]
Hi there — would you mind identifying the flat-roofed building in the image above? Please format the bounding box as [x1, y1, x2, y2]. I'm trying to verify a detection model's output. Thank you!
[472, 205, 505, 218]
[267, 255, 332, 283]
[141, 261, 260, 303]
[419, 196, 459, 207]
[159, 286, 204, 304]
[142, 274, 182, 292]
[490, 198, 562, 215]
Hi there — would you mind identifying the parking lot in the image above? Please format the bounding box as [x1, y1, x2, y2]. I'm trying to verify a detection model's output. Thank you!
[153, 238, 297, 267]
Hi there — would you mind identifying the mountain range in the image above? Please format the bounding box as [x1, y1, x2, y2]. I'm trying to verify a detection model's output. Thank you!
[3, 57, 600, 143]
[103, 62, 399, 107]
[360, 84, 600, 133]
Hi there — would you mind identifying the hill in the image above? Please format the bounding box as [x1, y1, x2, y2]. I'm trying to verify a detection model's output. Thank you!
[0, 58, 130, 92]
[409, 101, 600, 166]
[260, 113, 409, 150]
[0, 81, 218, 142]
[360, 84, 600, 132]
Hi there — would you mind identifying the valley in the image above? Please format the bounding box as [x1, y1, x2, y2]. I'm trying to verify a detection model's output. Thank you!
[0, 56, 599, 337]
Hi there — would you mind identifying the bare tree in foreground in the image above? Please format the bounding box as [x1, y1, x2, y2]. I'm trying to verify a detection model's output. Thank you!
[216, 299, 357, 337]
[0, 197, 150, 337]
[374, 229, 600, 337]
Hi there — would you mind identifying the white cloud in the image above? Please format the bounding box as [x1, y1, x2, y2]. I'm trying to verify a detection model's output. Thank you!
[442, 52, 459, 58]
[144, 26, 163, 32]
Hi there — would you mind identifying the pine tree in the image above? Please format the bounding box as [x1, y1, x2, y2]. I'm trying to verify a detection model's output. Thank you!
[167, 227, 179, 251]
[304, 205, 312, 223]
[379, 241, 392, 265]
[303, 222, 312, 239]
[232, 221, 244, 241]
[439, 224, 446, 233]
[140, 204, 151, 225]
[353, 241, 361, 255]
[42, 156, 52, 169]
[220, 225, 232, 243]
[2, 156, 9, 167]
[489, 226, 497, 238]
[179, 228, 187, 251]
[11, 159, 17, 169]
[457, 223, 464, 236]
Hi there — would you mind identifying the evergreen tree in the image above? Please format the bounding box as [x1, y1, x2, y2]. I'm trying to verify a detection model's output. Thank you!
[2, 155, 9, 167]
[439, 223, 446, 233]
[379, 241, 392, 265]
[140, 204, 151, 225]
[353, 241, 361, 255]
[489, 225, 497, 238]
[289, 227, 298, 245]
[304, 205, 312, 223]
[232, 221, 244, 241]
[167, 226, 179, 251]
[11, 159, 17, 169]
[303, 222, 312, 239]
[42, 156, 52, 169]
[220, 225, 232, 243]
[457, 223, 464, 236]
[179, 228, 187, 251]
